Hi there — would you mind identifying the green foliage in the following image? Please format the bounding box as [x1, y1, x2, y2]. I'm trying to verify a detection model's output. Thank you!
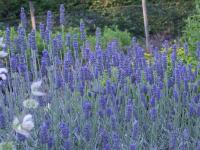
[182, 0, 200, 54]
[0, 30, 4, 36]
[0, 0, 28, 19]
[54, 26, 131, 51]
[0, 0, 195, 38]
[0, 25, 131, 55]
[0, 142, 14, 150]
[103, 26, 131, 46]
[176, 48, 198, 66]
[88, 26, 131, 49]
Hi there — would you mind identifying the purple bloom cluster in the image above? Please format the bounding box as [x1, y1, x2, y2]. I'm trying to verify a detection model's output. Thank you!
[20, 7, 27, 29]
[0, 6, 199, 150]
[60, 4, 65, 26]
[0, 107, 5, 129]
[46, 11, 53, 30]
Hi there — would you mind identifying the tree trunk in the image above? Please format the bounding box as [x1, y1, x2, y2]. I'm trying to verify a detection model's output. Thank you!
[102, 0, 108, 7]
[142, 0, 150, 52]
[29, 1, 36, 30]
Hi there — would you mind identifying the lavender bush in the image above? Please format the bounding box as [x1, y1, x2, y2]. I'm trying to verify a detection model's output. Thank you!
[0, 4, 200, 150]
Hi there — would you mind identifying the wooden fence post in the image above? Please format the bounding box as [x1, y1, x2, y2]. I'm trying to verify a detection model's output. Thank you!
[142, 0, 150, 52]
[29, 1, 36, 30]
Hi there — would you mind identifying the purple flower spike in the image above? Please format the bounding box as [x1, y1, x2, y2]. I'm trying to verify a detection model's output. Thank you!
[149, 107, 157, 121]
[150, 97, 156, 107]
[83, 101, 92, 119]
[39, 122, 49, 144]
[100, 128, 109, 147]
[17, 133, 26, 142]
[63, 139, 71, 150]
[80, 19, 86, 41]
[20, 7, 27, 28]
[83, 123, 91, 141]
[196, 140, 200, 150]
[39, 23, 45, 40]
[48, 136, 54, 149]
[183, 128, 190, 141]
[183, 42, 188, 56]
[60, 4, 65, 26]
[130, 143, 137, 150]
[46, 11, 53, 30]
[169, 133, 177, 149]
[196, 42, 200, 61]
[96, 27, 101, 46]
[65, 33, 70, 47]
[132, 119, 139, 140]
[125, 102, 133, 122]
[99, 96, 107, 110]
[0, 107, 5, 129]
[30, 30, 37, 51]
[59, 122, 70, 139]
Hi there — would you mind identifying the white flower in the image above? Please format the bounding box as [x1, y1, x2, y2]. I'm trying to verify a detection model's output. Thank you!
[0, 68, 8, 80]
[13, 117, 30, 137]
[0, 68, 8, 74]
[23, 98, 39, 109]
[31, 80, 46, 96]
[21, 114, 34, 131]
[31, 91, 46, 96]
[12, 114, 34, 138]
[0, 37, 5, 48]
[15, 125, 30, 138]
[31, 80, 42, 90]
[44, 103, 51, 112]
[0, 74, 7, 80]
[0, 51, 8, 58]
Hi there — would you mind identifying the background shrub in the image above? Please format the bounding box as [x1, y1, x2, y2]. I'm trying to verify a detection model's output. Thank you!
[182, 0, 200, 55]
[0, 0, 195, 38]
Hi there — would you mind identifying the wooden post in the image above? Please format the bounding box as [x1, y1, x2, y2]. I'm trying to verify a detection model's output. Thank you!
[102, 0, 108, 7]
[142, 0, 150, 52]
[29, 1, 36, 30]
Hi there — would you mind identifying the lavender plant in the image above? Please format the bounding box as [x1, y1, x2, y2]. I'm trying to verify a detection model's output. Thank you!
[0, 4, 199, 150]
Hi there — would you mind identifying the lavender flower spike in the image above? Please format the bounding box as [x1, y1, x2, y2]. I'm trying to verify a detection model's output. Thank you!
[60, 4, 65, 26]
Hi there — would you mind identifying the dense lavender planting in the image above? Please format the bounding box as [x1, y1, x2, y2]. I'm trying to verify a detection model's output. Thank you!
[0, 5, 200, 150]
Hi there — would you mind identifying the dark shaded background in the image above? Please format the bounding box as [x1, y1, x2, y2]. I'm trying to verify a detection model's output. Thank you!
[0, 0, 195, 39]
